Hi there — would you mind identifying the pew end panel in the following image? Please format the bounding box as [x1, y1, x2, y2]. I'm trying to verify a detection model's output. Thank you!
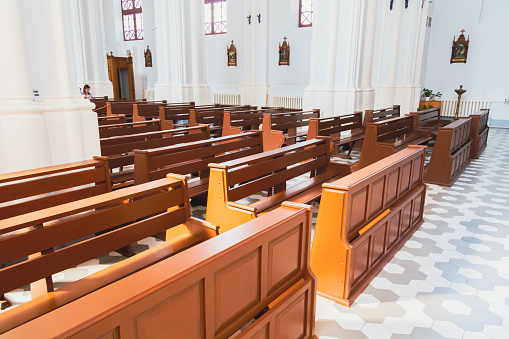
[1, 203, 317, 339]
[311, 146, 427, 306]
[469, 109, 489, 159]
[262, 113, 285, 152]
[424, 118, 473, 186]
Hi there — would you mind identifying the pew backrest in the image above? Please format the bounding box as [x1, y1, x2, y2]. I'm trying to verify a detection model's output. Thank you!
[364, 105, 401, 125]
[307, 111, 363, 140]
[99, 119, 162, 138]
[132, 101, 167, 122]
[0, 159, 111, 220]
[266, 109, 320, 132]
[97, 114, 126, 126]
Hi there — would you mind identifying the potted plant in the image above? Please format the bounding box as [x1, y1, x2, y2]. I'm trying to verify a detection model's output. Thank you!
[422, 88, 442, 101]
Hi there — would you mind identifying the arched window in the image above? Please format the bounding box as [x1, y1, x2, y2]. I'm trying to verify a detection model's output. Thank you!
[205, 0, 227, 35]
[122, 0, 144, 41]
[299, 0, 313, 27]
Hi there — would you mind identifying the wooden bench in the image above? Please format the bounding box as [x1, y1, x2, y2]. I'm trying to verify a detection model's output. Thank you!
[97, 114, 126, 126]
[353, 115, 432, 170]
[206, 137, 351, 233]
[132, 101, 167, 122]
[469, 109, 489, 159]
[0, 159, 112, 309]
[363, 105, 401, 125]
[106, 99, 148, 121]
[0, 175, 218, 334]
[221, 107, 285, 137]
[408, 107, 449, 138]
[189, 106, 254, 138]
[134, 131, 263, 200]
[311, 146, 427, 306]
[424, 118, 473, 186]
[100, 125, 210, 188]
[262, 109, 320, 151]
[90, 96, 110, 116]
[158, 102, 217, 130]
[306, 111, 364, 158]
[98, 119, 163, 138]
[0, 202, 316, 339]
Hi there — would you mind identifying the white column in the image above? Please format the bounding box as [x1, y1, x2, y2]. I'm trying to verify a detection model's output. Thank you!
[154, 0, 211, 104]
[22, 0, 100, 166]
[304, 0, 377, 117]
[75, 0, 114, 97]
[0, 0, 50, 173]
[240, 0, 269, 107]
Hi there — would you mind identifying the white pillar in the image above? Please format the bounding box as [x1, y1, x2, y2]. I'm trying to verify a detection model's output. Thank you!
[154, 0, 211, 104]
[0, 0, 50, 173]
[22, 0, 100, 166]
[304, 0, 378, 117]
[240, 0, 269, 107]
[75, 0, 114, 97]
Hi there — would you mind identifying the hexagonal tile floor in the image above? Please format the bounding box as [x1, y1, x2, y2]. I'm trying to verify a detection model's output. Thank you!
[2, 128, 508, 339]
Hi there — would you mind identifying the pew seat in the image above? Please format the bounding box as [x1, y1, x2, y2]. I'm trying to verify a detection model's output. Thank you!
[0, 202, 316, 339]
[311, 146, 427, 306]
[206, 137, 351, 233]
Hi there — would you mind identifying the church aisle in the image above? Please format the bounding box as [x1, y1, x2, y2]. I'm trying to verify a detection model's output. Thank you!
[315, 128, 509, 338]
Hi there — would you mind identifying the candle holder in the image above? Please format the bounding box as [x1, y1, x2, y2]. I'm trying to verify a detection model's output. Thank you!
[454, 85, 466, 121]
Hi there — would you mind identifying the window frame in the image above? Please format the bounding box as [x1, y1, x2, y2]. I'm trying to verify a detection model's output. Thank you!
[205, 0, 227, 36]
[121, 0, 144, 41]
[299, 0, 313, 28]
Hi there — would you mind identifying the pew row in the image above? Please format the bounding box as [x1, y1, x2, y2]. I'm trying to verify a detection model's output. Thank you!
[0, 202, 316, 339]
[424, 118, 472, 186]
[262, 109, 320, 152]
[134, 131, 263, 200]
[132, 101, 168, 122]
[363, 105, 401, 125]
[206, 137, 351, 233]
[221, 108, 284, 137]
[99, 125, 210, 188]
[352, 115, 431, 171]
[106, 99, 149, 121]
[469, 109, 489, 159]
[306, 111, 364, 159]
[311, 146, 426, 306]
[188, 105, 254, 137]
[408, 107, 449, 138]
[98, 119, 163, 139]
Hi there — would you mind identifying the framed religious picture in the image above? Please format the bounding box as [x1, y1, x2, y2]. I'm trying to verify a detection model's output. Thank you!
[227, 40, 237, 66]
[450, 29, 469, 64]
[279, 37, 290, 66]
[144, 45, 152, 67]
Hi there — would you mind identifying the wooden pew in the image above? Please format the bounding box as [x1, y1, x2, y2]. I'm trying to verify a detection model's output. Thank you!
[262, 109, 320, 151]
[0, 202, 316, 339]
[90, 96, 109, 116]
[134, 131, 263, 200]
[206, 137, 351, 233]
[424, 118, 473, 186]
[310, 146, 426, 306]
[408, 107, 449, 138]
[99, 119, 163, 138]
[0, 175, 218, 333]
[353, 115, 432, 170]
[363, 105, 401, 125]
[100, 125, 210, 188]
[132, 101, 167, 122]
[306, 111, 364, 158]
[0, 158, 112, 309]
[158, 102, 216, 130]
[97, 114, 126, 126]
[189, 106, 253, 138]
[469, 109, 489, 159]
[106, 99, 148, 121]
[221, 107, 284, 137]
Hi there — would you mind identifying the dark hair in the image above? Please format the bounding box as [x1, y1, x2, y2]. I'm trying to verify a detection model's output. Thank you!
[83, 84, 91, 90]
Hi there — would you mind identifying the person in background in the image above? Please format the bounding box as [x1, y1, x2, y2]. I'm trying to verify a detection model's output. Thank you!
[83, 84, 93, 99]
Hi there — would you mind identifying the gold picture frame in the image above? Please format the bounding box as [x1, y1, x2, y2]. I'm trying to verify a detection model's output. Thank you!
[227, 40, 237, 66]
[450, 29, 469, 64]
[279, 37, 290, 66]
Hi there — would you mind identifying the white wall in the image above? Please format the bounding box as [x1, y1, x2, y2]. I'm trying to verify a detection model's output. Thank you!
[102, 0, 158, 99]
[204, 0, 312, 103]
[423, 0, 509, 122]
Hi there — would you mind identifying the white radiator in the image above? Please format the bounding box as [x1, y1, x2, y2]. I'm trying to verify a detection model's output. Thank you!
[142, 90, 155, 101]
[213, 93, 241, 105]
[440, 99, 490, 117]
[272, 96, 303, 110]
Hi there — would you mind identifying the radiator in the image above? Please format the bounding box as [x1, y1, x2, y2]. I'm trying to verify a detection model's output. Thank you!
[440, 99, 490, 117]
[272, 96, 303, 110]
[142, 90, 155, 101]
[213, 93, 241, 105]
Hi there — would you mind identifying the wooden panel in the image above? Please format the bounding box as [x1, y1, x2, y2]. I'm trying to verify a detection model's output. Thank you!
[399, 162, 412, 195]
[400, 202, 412, 236]
[385, 168, 400, 205]
[348, 186, 368, 237]
[97, 328, 120, 339]
[370, 223, 387, 265]
[387, 211, 401, 249]
[215, 249, 261, 333]
[135, 281, 204, 339]
[351, 238, 369, 285]
[275, 292, 307, 339]
[267, 226, 302, 295]
[369, 177, 385, 218]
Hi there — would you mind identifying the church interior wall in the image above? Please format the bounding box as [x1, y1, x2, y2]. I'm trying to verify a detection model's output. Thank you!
[423, 0, 509, 124]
